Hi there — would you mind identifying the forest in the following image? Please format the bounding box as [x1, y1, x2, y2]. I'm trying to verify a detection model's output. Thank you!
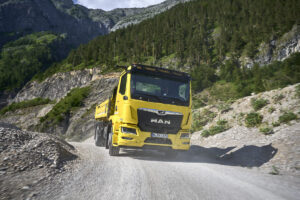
[0, 32, 68, 91]
[1, 0, 300, 96]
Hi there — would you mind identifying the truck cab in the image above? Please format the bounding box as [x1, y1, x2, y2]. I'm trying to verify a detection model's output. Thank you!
[95, 64, 192, 156]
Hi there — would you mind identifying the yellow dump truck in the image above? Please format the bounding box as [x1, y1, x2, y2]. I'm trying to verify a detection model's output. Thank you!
[94, 64, 192, 156]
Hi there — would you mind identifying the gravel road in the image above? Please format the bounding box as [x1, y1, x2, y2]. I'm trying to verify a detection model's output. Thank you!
[35, 138, 300, 200]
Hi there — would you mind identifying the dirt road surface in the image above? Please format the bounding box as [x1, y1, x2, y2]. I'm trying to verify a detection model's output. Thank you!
[34, 138, 300, 200]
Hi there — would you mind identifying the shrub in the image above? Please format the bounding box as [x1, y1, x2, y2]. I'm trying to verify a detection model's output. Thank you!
[192, 97, 206, 109]
[40, 86, 90, 124]
[272, 94, 285, 103]
[268, 107, 276, 113]
[251, 98, 269, 111]
[201, 130, 210, 137]
[191, 119, 204, 133]
[272, 121, 280, 127]
[217, 119, 228, 126]
[278, 112, 297, 124]
[296, 85, 300, 98]
[259, 127, 273, 135]
[217, 103, 232, 113]
[191, 109, 217, 132]
[245, 112, 263, 127]
[0, 97, 54, 115]
[201, 120, 230, 137]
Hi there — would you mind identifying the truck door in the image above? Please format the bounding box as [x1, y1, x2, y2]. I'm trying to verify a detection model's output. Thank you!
[115, 73, 128, 118]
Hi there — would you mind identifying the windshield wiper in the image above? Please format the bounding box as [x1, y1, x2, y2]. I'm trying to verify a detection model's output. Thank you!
[160, 96, 186, 105]
[133, 92, 161, 102]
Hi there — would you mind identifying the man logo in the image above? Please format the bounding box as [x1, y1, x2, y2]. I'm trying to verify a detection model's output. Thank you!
[150, 118, 171, 125]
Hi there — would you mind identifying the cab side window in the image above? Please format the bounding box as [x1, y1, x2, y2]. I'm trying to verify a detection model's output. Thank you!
[119, 74, 127, 95]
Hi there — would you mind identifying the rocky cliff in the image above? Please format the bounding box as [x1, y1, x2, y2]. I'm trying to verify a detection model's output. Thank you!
[0, 70, 119, 140]
[110, 0, 191, 31]
[240, 25, 300, 68]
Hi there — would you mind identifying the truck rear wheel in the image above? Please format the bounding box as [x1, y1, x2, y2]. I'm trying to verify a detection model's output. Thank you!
[95, 122, 105, 147]
[108, 132, 119, 156]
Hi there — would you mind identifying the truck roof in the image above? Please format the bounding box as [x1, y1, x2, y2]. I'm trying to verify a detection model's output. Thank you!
[117, 64, 191, 80]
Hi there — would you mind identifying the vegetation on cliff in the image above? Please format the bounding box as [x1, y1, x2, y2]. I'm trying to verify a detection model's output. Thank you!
[40, 86, 91, 125]
[0, 98, 54, 115]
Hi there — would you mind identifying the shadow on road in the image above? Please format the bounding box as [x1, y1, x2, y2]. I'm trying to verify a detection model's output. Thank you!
[119, 144, 278, 168]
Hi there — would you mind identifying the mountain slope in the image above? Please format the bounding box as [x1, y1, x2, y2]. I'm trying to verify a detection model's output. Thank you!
[52, 0, 300, 70]
[0, 0, 190, 48]
[39, 0, 299, 93]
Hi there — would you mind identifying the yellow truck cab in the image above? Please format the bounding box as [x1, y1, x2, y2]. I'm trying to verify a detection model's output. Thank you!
[94, 64, 192, 156]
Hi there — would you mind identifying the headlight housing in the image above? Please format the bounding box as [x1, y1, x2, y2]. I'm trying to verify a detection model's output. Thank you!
[180, 133, 190, 139]
[121, 127, 137, 134]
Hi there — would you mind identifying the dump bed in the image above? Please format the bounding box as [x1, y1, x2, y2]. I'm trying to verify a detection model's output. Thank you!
[95, 99, 110, 120]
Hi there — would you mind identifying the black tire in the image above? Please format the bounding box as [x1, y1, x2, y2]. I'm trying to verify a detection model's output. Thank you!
[105, 125, 110, 149]
[108, 132, 120, 156]
[95, 122, 105, 147]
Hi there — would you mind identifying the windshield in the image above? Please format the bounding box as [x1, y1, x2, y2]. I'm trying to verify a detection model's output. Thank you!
[130, 72, 190, 106]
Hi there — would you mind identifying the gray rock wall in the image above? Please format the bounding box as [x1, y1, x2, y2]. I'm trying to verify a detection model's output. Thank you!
[13, 68, 101, 103]
[240, 25, 300, 68]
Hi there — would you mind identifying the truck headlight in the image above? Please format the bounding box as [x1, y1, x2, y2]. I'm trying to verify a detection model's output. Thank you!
[180, 133, 190, 139]
[122, 127, 137, 134]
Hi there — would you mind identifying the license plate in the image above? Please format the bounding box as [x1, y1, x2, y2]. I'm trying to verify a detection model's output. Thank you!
[151, 133, 168, 138]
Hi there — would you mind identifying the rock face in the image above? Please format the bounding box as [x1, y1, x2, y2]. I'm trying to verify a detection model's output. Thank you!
[13, 68, 102, 103]
[0, 70, 120, 140]
[0, 0, 189, 47]
[110, 0, 191, 31]
[240, 25, 300, 68]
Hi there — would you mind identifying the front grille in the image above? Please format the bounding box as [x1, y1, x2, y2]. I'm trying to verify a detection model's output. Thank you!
[144, 137, 172, 145]
[137, 108, 183, 134]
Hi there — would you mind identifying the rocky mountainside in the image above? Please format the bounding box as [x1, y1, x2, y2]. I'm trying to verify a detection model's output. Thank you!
[0, 0, 189, 47]
[191, 84, 300, 175]
[240, 25, 300, 68]
[0, 70, 119, 140]
[110, 0, 190, 31]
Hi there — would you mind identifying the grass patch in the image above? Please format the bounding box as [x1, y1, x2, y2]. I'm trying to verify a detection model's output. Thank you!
[191, 109, 217, 132]
[217, 102, 232, 113]
[259, 126, 273, 135]
[245, 112, 263, 127]
[270, 166, 280, 175]
[278, 112, 297, 124]
[192, 97, 206, 109]
[201, 120, 230, 137]
[40, 86, 91, 124]
[272, 94, 285, 103]
[251, 98, 269, 111]
[268, 106, 276, 113]
[272, 121, 280, 127]
[0, 98, 54, 115]
[296, 85, 300, 98]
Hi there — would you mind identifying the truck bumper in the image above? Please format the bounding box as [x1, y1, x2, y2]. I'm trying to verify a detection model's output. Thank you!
[114, 124, 190, 151]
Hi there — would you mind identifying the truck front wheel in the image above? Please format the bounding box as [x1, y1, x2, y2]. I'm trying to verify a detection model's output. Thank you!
[108, 132, 120, 156]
